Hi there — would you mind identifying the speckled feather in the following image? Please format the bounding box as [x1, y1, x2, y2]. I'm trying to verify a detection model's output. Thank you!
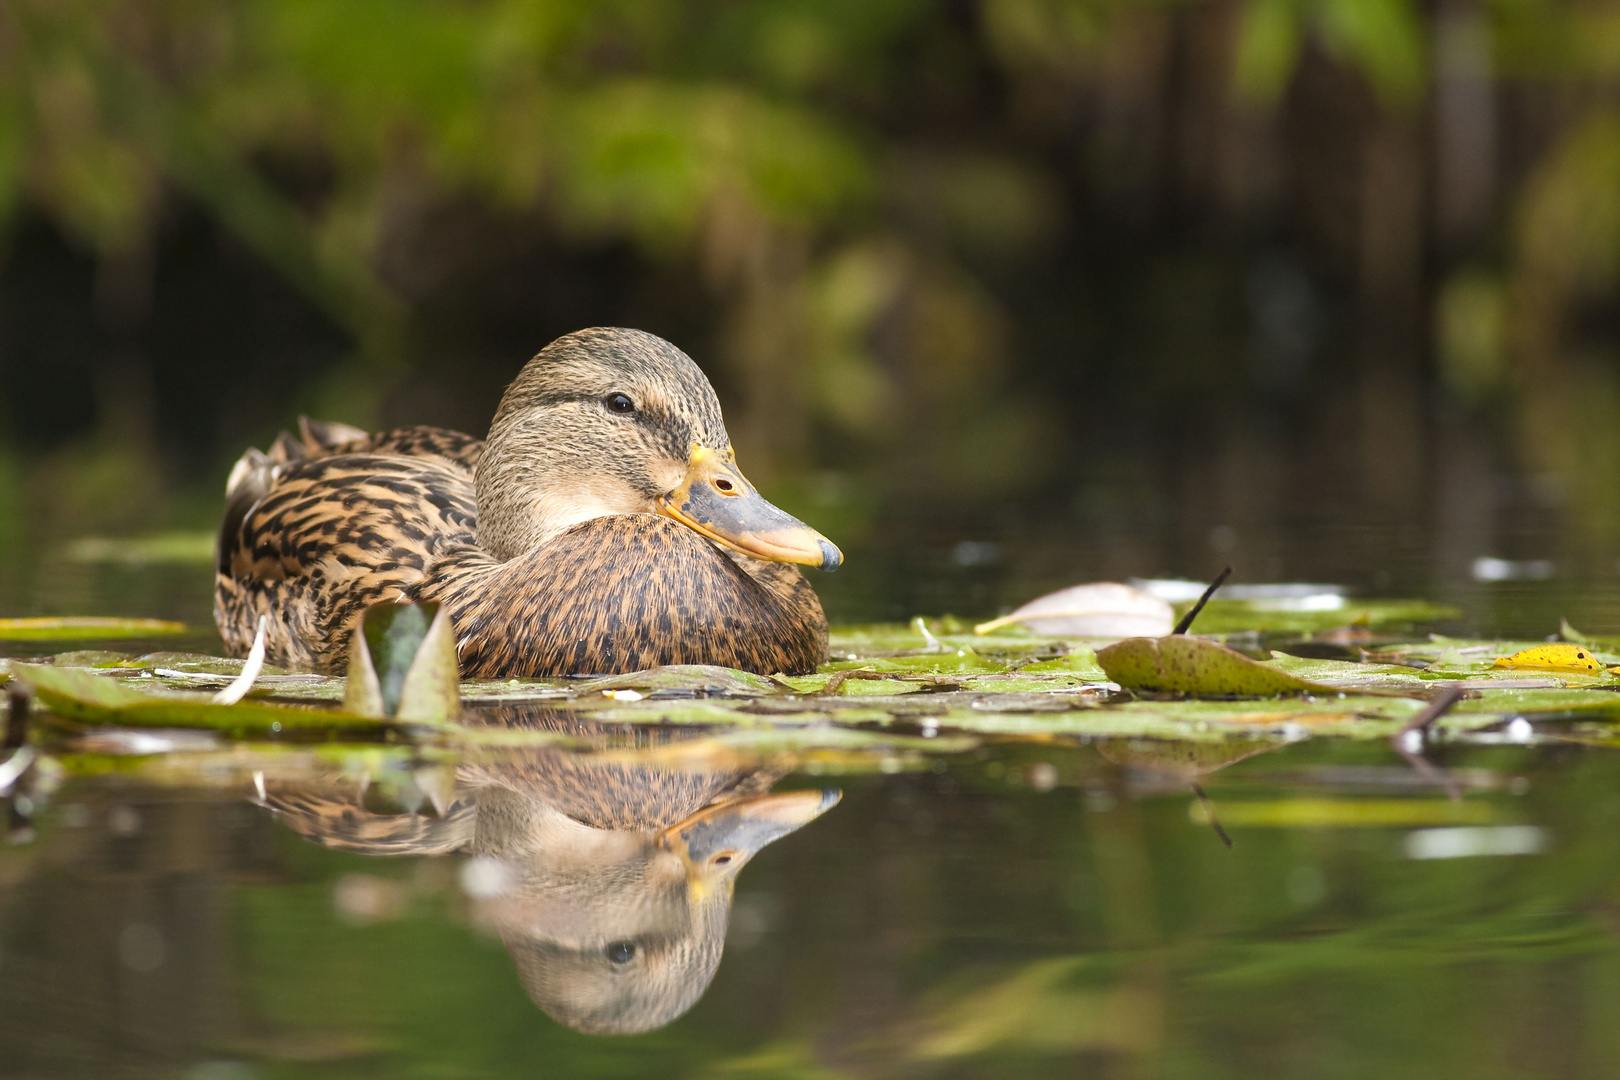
[215, 431, 828, 676]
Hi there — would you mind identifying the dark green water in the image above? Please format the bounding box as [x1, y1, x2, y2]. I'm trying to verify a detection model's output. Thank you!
[0, 721, 1614, 1078]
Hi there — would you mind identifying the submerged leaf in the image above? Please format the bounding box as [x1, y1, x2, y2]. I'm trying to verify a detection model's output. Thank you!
[0, 616, 189, 640]
[1094, 735, 1288, 777]
[975, 583, 1174, 637]
[1493, 644, 1612, 674]
[1096, 635, 1345, 696]
[64, 532, 215, 564]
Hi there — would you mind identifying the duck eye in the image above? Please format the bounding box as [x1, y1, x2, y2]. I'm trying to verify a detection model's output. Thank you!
[605, 941, 636, 965]
[605, 393, 636, 414]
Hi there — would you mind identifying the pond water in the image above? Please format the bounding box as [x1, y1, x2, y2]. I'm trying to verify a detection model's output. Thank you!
[5, 544, 1620, 1079]
[0, 716, 1611, 1079]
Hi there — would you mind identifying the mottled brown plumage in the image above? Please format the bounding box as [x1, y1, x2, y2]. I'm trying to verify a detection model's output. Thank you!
[215, 328, 836, 676]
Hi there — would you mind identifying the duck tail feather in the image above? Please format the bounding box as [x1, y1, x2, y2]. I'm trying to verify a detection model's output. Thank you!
[218, 447, 275, 575]
[299, 416, 369, 455]
[267, 430, 304, 465]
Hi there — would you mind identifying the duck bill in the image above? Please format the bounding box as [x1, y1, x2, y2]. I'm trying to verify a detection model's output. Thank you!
[656, 448, 842, 571]
[661, 789, 841, 888]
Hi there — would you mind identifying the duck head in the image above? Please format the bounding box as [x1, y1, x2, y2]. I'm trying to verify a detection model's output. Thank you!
[475, 328, 841, 570]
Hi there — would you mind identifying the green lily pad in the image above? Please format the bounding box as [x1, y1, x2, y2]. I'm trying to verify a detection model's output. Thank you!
[575, 665, 782, 697]
[1560, 619, 1620, 653]
[1174, 599, 1458, 635]
[11, 662, 389, 733]
[49, 650, 136, 668]
[0, 616, 191, 640]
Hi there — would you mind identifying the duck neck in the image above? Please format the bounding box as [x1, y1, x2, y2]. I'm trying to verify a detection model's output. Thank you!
[473, 414, 654, 562]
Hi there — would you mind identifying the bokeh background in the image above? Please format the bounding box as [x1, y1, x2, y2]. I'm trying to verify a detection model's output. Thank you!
[0, 0, 1615, 628]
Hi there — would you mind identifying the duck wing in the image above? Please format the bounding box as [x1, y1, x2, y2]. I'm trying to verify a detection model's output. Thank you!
[214, 424, 481, 671]
[297, 418, 483, 471]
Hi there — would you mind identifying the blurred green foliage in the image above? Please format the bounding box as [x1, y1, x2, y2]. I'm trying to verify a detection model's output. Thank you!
[9, 0, 1620, 621]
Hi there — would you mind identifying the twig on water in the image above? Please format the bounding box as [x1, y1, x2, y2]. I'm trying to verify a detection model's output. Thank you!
[1191, 782, 1234, 848]
[1397, 684, 1465, 736]
[1390, 685, 1467, 801]
[1173, 567, 1233, 636]
[3, 683, 28, 752]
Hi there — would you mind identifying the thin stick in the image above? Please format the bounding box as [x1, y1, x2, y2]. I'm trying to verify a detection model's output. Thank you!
[1391, 743, 1465, 802]
[3, 683, 28, 752]
[1191, 783, 1234, 848]
[1390, 684, 1468, 801]
[1172, 567, 1233, 635]
[1398, 684, 1465, 735]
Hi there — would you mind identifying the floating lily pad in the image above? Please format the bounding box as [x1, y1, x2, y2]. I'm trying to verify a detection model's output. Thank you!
[0, 616, 190, 640]
[576, 665, 782, 697]
[1174, 599, 1458, 636]
[11, 662, 390, 733]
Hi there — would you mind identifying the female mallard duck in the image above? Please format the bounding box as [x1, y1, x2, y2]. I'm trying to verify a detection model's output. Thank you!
[214, 327, 841, 677]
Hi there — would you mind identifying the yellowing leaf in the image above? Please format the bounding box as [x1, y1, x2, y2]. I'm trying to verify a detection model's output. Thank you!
[1095, 635, 1344, 697]
[1493, 644, 1610, 673]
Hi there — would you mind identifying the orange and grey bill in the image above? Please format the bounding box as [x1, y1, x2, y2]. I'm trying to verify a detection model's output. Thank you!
[655, 447, 842, 571]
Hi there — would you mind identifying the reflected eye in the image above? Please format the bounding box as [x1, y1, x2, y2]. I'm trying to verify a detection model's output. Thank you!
[605, 941, 636, 965]
[605, 393, 636, 414]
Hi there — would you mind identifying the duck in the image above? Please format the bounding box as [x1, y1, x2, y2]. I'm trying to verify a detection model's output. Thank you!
[261, 708, 840, 1034]
[214, 328, 842, 677]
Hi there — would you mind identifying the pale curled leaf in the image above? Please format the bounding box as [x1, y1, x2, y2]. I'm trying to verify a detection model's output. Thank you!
[975, 583, 1174, 637]
[343, 623, 386, 719]
[211, 616, 267, 705]
[344, 601, 461, 723]
[395, 605, 461, 724]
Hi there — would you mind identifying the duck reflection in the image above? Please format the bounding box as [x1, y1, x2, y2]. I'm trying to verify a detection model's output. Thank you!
[260, 707, 838, 1035]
